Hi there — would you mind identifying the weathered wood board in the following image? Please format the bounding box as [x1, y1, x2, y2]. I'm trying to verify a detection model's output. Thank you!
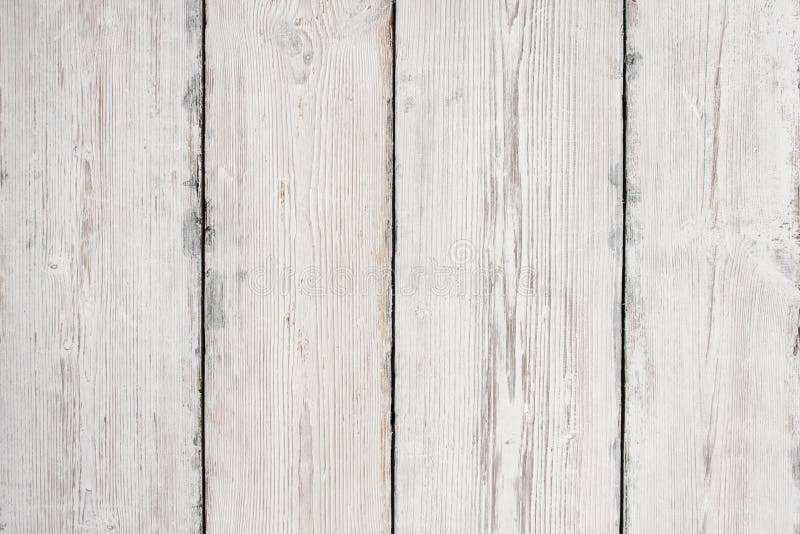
[204, 1, 393, 531]
[0, 1, 204, 531]
[394, 1, 624, 532]
[625, 0, 800, 531]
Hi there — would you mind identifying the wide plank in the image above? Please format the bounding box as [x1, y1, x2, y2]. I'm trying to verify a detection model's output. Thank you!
[394, 1, 624, 532]
[625, 1, 800, 531]
[0, 1, 204, 531]
[204, 1, 393, 531]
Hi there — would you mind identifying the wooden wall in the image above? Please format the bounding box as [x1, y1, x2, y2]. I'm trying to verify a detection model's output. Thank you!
[0, 1, 797, 532]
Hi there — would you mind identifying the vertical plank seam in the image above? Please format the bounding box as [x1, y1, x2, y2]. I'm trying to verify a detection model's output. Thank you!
[620, 0, 629, 532]
[200, 0, 209, 531]
[390, 1, 398, 533]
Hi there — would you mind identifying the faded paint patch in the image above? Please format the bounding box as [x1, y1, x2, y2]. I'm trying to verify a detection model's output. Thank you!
[626, 51, 643, 81]
[608, 160, 622, 187]
[185, 0, 201, 33]
[203, 202, 215, 252]
[791, 444, 800, 489]
[627, 183, 642, 204]
[205, 270, 225, 329]
[298, 401, 314, 532]
[628, 0, 639, 28]
[182, 210, 201, 258]
[183, 72, 202, 114]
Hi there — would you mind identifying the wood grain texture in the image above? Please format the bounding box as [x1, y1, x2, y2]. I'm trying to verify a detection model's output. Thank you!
[204, 1, 393, 531]
[625, 1, 800, 531]
[394, 1, 624, 532]
[0, 1, 204, 531]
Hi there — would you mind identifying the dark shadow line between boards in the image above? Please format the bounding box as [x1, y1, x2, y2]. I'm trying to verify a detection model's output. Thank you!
[389, 2, 398, 534]
[620, 0, 629, 532]
[200, 0, 209, 532]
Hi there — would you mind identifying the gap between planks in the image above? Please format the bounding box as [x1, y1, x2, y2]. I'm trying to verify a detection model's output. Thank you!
[620, 0, 629, 532]
[200, 0, 208, 532]
[389, 2, 398, 534]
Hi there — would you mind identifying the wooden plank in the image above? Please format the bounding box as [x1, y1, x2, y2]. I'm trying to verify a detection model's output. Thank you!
[394, 1, 624, 532]
[204, 1, 393, 531]
[625, 1, 800, 531]
[0, 1, 203, 531]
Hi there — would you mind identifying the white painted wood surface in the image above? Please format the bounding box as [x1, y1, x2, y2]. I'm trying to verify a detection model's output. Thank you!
[5, 1, 800, 531]
[204, 1, 393, 531]
[0, 1, 203, 531]
[394, 1, 624, 532]
[625, 1, 800, 531]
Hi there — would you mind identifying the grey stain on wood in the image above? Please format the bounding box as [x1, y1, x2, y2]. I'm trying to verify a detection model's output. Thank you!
[183, 210, 202, 259]
[205, 269, 225, 330]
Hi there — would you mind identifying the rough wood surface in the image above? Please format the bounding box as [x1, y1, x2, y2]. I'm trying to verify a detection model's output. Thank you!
[0, 1, 204, 531]
[625, 1, 800, 531]
[204, 1, 393, 531]
[394, 1, 624, 532]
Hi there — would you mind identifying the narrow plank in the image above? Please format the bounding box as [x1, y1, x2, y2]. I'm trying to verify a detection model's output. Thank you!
[0, 1, 203, 531]
[395, 1, 624, 532]
[204, 1, 393, 531]
[625, 1, 800, 531]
